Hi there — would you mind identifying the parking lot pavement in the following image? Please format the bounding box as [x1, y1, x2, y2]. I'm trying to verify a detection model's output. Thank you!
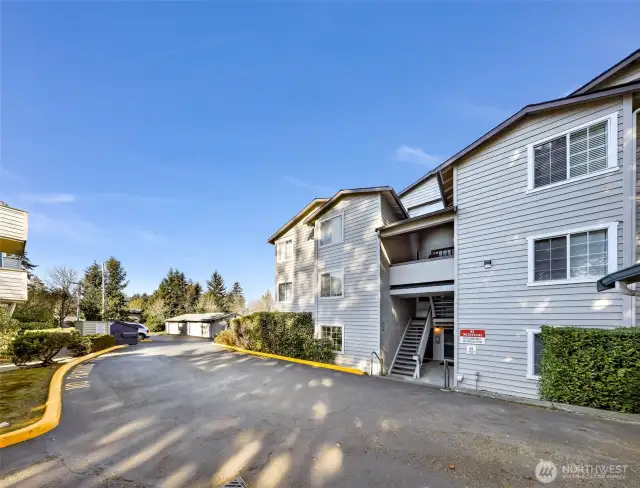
[1, 336, 639, 488]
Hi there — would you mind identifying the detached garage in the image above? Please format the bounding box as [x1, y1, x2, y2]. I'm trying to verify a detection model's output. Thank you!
[165, 312, 239, 339]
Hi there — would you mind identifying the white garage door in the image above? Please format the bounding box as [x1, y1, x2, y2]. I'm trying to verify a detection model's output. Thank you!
[167, 322, 180, 335]
[187, 322, 210, 338]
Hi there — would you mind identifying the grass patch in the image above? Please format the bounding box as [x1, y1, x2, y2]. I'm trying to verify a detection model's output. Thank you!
[0, 364, 60, 434]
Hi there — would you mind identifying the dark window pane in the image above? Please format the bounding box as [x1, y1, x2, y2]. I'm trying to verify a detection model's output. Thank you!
[534, 333, 542, 376]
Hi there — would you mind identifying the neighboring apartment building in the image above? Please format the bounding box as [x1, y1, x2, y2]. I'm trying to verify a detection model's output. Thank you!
[0, 203, 29, 316]
[268, 49, 640, 400]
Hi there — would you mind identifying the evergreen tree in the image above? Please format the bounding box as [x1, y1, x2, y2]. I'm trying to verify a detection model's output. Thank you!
[185, 281, 202, 313]
[80, 262, 103, 320]
[228, 281, 246, 314]
[156, 269, 189, 317]
[206, 271, 229, 312]
[104, 257, 129, 320]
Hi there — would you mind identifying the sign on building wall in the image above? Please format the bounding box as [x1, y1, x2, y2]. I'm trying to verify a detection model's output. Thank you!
[459, 329, 486, 344]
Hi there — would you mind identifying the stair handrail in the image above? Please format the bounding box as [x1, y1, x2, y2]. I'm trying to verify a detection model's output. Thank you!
[370, 351, 384, 376]
[389, 317, 412, 374]
[413, 308, 433, 379]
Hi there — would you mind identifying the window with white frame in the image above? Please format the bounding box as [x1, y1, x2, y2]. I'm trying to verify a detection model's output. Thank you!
[276, 239, 293, 263]
[277, 281, 293, 302]
[318, 214, 343, 247]
[319, 270, 343, 298]
[321, 325, 343, 353]
[527, 113, 618, 190]
[528, 223, 617, 285]
[526, 329, 542, 379]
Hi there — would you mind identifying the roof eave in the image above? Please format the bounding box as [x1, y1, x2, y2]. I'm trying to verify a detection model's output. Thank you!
[398, 80, 640, 197]
[570, 48, 640, 96]
[267, 198, 329, 244]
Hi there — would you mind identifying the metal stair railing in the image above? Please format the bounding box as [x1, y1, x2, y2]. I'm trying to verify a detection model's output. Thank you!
[413, 308, 433, 379]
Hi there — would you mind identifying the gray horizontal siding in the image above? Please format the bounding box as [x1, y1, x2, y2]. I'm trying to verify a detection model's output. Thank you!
[317, 195, 381, 371]
[637, 111, 640, 322]
[456, 97, 626, 400]
[274, 221, 316, 317]
[600, 61, 640, 90]
[400, 176, 443, 216]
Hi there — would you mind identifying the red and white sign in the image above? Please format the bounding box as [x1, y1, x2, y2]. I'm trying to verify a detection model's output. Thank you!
[459, 329, 486, 344]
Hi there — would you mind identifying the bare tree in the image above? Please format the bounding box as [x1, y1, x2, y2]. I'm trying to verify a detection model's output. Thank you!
[196, 294, 220, 313]
[247, 290, 274, 313]
[47, 266, 78, 327]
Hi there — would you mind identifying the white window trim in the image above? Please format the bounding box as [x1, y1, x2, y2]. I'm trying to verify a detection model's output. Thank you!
[526, 328, 541, 380]
[275, 236, 294, 263]
[526, 112, 619, 192]
[320, 324, 344, 354]
[276, 280, 293, 303]
[318, 268, 344, 300]
[317, 212, 345, 249]
[527, 222, 618, 286]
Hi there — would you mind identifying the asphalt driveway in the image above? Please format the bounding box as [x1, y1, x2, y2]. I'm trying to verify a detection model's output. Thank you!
[1, 335, 639, 487]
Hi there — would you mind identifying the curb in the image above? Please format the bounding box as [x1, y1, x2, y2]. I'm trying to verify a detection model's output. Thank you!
[0, 345, 126, 448]
[455, 387, 640, 425]
[214, 344, 365, 376]
[139, 339, 152, 343]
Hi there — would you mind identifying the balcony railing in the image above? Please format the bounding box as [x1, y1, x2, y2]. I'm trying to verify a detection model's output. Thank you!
[428, 246, 454, 259]
[0, 205, 28, 255]
[0, 267, 28, 302]
[389, 253, 454, 287]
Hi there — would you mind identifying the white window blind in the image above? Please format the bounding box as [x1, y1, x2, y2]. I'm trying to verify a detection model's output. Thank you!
[534, 230, 608, 282]
[531, 115, 615, 190]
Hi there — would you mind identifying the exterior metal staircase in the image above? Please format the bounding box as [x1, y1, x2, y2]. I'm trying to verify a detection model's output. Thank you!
[389, 316, 431, 378]
[432, 295, 454, 325]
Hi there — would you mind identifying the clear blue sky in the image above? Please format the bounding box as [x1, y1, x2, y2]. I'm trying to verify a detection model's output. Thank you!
[1, 2, 638, 301]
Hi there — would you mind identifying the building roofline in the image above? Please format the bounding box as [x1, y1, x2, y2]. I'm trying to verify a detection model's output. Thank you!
[376, 206, 456, 232]
[570, 48, 640, 96]
[302, 187, 409, 225]
[267, 198, 329, 244]
[398, 80, 640, 197]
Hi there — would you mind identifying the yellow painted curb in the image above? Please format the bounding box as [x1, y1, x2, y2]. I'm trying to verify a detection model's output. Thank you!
[0, 345, 126, 449]
[139, 339, 152, 342]
[214, 344, 365, 375]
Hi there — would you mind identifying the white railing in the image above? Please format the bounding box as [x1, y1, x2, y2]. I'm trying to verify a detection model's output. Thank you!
[389, 317, 412, 374]
[389, 257, 454, 286]
[413, 308, 433, 379]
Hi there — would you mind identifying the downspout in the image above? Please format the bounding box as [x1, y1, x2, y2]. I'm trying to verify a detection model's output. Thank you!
[632, 109, 639, 323]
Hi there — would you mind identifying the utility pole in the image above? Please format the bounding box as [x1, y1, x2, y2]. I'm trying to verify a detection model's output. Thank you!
[101, 261, 106, 320]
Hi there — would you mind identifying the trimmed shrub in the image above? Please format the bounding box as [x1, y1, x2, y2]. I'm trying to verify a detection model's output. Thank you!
[214, 329, 235, 346]
[0, 307, 20, 356]
[18, 322, 58, 331]
[215, 312, 335, 364]
[68, 334, 115, 357]
[89, 334, 115, 351]
[539, 326, 640, 413]
[9, 331, 72, 366]
[146, 316, 166, 332]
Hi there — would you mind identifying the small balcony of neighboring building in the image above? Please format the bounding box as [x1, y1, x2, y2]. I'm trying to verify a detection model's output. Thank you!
[379, 207, 455, 296]
[0, 204, 28, 255]
[0, 254, 28, 303]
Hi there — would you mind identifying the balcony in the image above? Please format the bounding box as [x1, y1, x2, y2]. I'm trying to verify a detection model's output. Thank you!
[390, 248, 454, 288]
[0, 268, 28, 302]
[0, 205, 28, 255]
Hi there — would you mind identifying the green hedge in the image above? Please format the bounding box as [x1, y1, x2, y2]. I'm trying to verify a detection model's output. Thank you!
[215, 312, 336, 364]
[540, 326, 640, 413]
[18, 322, 58, 331]
[9, 331, 72, 366]
[68, 334, 115, 357]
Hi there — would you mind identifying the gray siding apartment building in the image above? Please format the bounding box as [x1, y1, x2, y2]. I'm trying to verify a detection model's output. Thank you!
[267, 49, 640, 400]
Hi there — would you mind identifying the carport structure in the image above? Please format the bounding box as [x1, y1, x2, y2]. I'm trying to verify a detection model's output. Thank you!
[165, 312, 239, 339]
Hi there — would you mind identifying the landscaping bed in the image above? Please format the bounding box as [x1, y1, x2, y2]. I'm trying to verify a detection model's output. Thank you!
[0, 364, 60, 434]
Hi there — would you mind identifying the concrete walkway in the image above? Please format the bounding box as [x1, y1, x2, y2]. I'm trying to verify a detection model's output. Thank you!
[1, 336, 638, 487]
